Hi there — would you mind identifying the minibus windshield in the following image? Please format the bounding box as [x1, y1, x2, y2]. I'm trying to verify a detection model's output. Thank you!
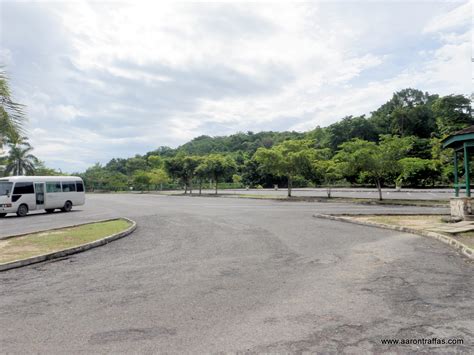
[0, 182, 13, 196]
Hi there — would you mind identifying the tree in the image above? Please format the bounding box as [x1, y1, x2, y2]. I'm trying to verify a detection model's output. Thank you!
[305, 126, 331, 148]
[182, 156, 202, 194]
[164, 156, 186, 192]
[147, 168, 169, 190]
[232, 174, 242, 185]
[4, 137, 39, 176]
[194, 163, 208, 195]
[105, 158, 128, 175]
[311, 159, 343, 198]
[241, 157, 285, 188]
[430, 137, 454, 185]
[147, 155, 164, 169]
[196, 154, 236, 194]
[369, 88, 437, 137]
[335, 135, 413, 200]
[132, 170, 151, 190]
[80, 163, 106, 190]
[327, 115, 378, 151]
[254, 140, 314, 197]
[80, 164, 129, 191]
[34, 161, 62, 176]
[0, 69, 25, 150]
[432, 95, 472, 137]
[397, 158, 439, 187]
[164, 155, 202, 194]
[125, 156, 148, 176]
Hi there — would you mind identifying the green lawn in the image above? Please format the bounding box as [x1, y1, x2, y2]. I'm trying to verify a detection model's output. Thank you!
[0, 219, 132, 264]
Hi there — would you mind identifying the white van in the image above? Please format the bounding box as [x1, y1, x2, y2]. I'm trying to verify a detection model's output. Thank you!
[0, 176, 85, 217]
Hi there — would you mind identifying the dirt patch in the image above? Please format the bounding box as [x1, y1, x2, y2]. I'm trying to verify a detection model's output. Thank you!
[353, 215, 444, 230]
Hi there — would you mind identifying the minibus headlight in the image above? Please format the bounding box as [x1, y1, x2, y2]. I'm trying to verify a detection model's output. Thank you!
[1, 204, 12, 207]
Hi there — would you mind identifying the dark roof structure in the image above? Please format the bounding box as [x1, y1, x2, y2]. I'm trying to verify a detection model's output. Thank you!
[443, 125, 474, 149]
[442, 125, 474, 197]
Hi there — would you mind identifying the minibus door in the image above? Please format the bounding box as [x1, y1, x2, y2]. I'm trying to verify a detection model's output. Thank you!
[35, 183, 45, 210]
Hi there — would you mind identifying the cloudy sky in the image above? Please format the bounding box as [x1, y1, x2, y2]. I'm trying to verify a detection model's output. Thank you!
[0, 0, 471, 172]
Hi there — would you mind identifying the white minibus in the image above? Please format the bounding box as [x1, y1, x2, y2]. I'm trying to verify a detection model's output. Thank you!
[0, 176, 85, 217]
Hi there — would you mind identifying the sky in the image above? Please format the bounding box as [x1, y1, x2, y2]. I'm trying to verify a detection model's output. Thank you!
[0, 0, 471, 172]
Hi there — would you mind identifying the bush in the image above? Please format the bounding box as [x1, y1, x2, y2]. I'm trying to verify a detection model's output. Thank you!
[398, 158, 439, 187]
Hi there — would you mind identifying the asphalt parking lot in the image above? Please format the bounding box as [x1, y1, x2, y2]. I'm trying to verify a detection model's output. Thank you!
[0, 194, 472, 353]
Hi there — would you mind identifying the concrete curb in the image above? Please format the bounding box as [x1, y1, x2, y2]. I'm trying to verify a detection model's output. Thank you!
[313, 213, 473, 260]
[0, 217, 137, 272]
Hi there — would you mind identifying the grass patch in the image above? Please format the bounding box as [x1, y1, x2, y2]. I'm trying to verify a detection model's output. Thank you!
[0, 219, 132, 264]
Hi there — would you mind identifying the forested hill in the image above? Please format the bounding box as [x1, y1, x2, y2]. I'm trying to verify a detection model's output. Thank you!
[145, 88, 470, 158]
[149, 131, 305, 157]
[80, 88, 472, 190]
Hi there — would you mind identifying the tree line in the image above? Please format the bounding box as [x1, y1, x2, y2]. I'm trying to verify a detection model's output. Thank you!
[0, 68, 472, 196]
[80, 89, 472, 199]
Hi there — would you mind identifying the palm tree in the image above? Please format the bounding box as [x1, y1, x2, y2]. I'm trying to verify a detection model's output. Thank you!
[0, 154, 6, 176]
[4, 136, 38, 176]
[0, 69, 25, 151]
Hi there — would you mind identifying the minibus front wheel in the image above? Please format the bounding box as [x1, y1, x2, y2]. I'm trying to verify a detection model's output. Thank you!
[16, 204, 28, 217]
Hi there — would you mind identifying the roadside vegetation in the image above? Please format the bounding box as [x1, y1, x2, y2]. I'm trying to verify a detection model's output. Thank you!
[80, 89, 472, 199]
[1, 68, 472, 198]
[0, 219, 132, 264]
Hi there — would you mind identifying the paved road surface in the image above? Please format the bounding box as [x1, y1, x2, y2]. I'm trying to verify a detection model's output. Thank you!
[0, 194, 472, 353]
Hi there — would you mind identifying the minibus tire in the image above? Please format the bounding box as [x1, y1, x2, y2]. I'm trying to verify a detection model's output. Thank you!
[61, 201, 72, 212]
[16, 204, 28, 217]
[0, 213, 6, 218]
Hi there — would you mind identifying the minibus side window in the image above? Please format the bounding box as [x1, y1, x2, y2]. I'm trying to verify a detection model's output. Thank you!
[62, 182, 76, 192]
[46, 182, 62, 193]
[13, 182, 34, 194]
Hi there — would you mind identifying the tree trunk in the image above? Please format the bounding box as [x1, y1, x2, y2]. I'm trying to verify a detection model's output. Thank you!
[189, 178, 193, 195]
[376, 179, 382, 201]
[184, 184, 187, 194]
[327, 187, 331, 198]
[215, 176, 218, 195]
[287, 175, 292, 197]
[199, 180, 202, 195]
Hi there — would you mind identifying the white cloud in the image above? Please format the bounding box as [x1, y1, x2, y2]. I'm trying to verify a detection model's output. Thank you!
[1, 0, 471, 171]
[423, 1, 471, 33]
